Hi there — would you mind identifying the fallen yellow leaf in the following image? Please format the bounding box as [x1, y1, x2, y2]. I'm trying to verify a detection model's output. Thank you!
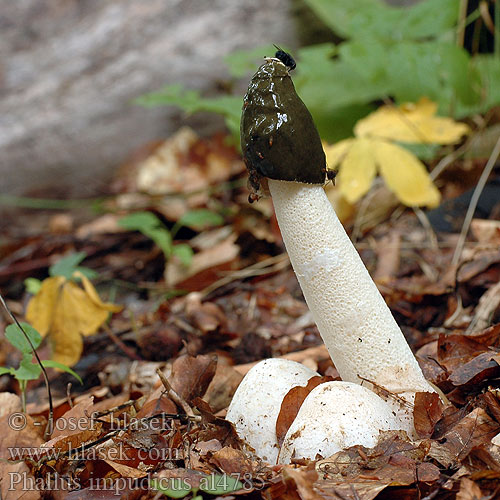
[336, 138, 377, 203]
[323, 138, 355, 169]
[324, 137, 440, 207]
[354, 97, 470, 144]
[26, 274, 122, 366]
[25, 276, 65, 337]
[322, 98, 467, 207]
[373, 140, 441, 208]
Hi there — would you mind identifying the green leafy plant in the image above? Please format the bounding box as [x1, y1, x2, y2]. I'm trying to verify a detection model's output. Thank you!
[119, 210, 224, 267]
[150, 473, 243, 499]
[24, 252, 98, 294]
[0, 322, 82, 411]
[137, 0, 500, 144]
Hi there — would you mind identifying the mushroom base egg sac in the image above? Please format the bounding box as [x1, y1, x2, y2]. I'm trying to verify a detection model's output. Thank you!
[240, 54, 329, 199]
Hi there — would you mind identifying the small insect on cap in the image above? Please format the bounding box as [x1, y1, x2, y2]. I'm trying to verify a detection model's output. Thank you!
[273, 45, 296, 71]
[241, 48, 329, 201]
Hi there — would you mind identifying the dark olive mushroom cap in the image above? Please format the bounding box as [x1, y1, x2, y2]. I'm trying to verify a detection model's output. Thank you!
[240, 57, 328, 199]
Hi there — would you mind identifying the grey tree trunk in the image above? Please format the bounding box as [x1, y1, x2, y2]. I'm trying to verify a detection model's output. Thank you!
[0, 0, 296, 196]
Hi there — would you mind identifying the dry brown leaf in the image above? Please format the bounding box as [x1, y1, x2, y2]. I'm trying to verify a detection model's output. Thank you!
[165, 234, 239, 288]
[313, 432, 439, 500]
[204, 363, 243, 413]
[170, 353, 218, 404]
[282, 465, 325, 500]
[210, 446, 255, 475]
[135, 388, 177, 419]
[0, 412, 44, 500]
[413, 392, 445, 439]
[429, 408, 499, 468]
[0, 392, 22, 418]
[43, 398, 102, 454]
[470, 219, 500, 245]
[449, 352, 500, 386]
[102, 460, 148, 478]
[456, 477, 484, 500]
[276, 376, 332, 447]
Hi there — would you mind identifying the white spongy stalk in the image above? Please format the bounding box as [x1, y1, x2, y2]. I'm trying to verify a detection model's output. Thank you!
[268, 180, 433, 395]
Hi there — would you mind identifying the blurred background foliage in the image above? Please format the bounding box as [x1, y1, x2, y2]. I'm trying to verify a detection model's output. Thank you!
[137, 0, 500, 144]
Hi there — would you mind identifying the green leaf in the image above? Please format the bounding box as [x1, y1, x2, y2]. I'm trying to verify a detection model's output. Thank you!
[295, 45, 390, 113]
[391, 0, 458, 41]
[24, 278, 42, 295]
[385, 41, 477, 113]
[398, 142, 441, 161]
[224, 44, 277, 78]
[457, 55, 500, 116]
[119, 212, 173, 259]
[199, 474, 243, 495]
[118, 212, 163, 231]
[75, 267, 99, 280]
[313, 103, 376, 143]
[150, 478, 192, 498]
[15, 356, 42, 381]
[0, 366, 15, 376]
[49, 252, 87, 279]
[303, 0, 458, 41]
[177, 209, 224, 230]
[5, 323, 42, 353]
[136, 85, 242, 140]
[41, 360, 83, 384]
[303, 0, 383, 39]
[172, 244, 193, 268]
[145, 228, 173, 259]
[338, 40, 389, 83]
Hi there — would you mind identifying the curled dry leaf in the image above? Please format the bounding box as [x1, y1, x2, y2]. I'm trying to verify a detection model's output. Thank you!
[413, 392, 445, 439]
[0, 410, 44, 500]
[209, 446, 255, 475]
[276, 375, 332, 447]
[429, 408, 499, 468]
[204, 363, 243, 413]
[281, 432, 439, 500]
[169, 353, 218, 404]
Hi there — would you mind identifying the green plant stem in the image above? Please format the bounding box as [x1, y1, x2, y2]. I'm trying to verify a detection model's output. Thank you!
[20, 380, 27, 413]
[0, 194, 105, 210]
[495, 0, 500, 57]
[456, 0, 468, 47]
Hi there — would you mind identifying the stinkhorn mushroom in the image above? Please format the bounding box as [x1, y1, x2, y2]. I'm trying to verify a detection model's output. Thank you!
[227, 49, 435, 464]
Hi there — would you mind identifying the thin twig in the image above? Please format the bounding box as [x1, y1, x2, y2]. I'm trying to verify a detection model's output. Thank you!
[451, 136, 500, 268]
[200, 253, 289, 298]
[102, 323, 142, 361]
[0, 293, 54, 439]
[156, 368, 194, 417]
[429, 138, 472, 181]
[413, 207, 438, 252]
[66, 383, 74, 409]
